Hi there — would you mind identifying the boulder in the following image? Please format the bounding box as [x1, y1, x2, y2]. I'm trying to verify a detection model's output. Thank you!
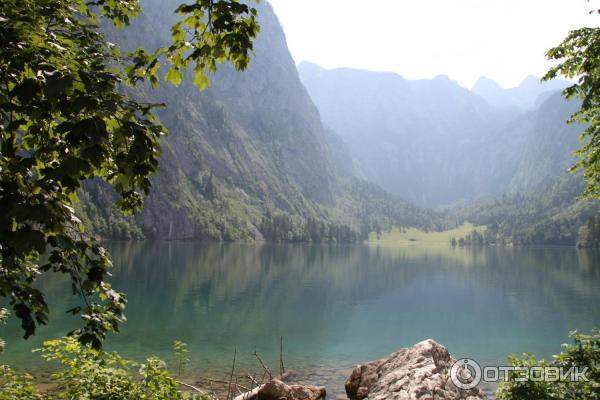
[345, 339, 487, 400]
[258, 379, 326, 400]
[235, 379, 326, 400]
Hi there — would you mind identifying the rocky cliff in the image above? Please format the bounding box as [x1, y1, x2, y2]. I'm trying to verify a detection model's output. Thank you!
[80, 1, 434, 241]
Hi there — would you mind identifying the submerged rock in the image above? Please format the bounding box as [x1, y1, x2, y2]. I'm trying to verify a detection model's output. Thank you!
[345, 339, 487, 400]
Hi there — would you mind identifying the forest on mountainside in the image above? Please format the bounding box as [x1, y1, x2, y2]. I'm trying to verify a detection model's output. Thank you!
[453, 175, 600, 246]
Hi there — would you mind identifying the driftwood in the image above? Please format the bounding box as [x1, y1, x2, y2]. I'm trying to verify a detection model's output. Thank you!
[279, 336, 285, 376]
[195, 371, 294, 399]
[253, 351, 273, 380]
[182, 339, 297, 400]
[226, 349, 238, 400]
[232, 372, 295, 400]
[198, 377, 251, 392]
[176, 380, 207, 395]
[246, 373, 259, 387]
[232, 385, 261, 400]
[234, 378, 325, 400]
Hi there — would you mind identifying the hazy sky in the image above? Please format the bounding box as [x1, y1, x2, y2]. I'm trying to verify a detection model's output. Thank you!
[268, 0, 599, 89]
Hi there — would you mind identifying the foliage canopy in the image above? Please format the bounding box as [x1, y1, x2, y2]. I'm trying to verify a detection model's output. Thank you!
[545, 25, 600, 200]
[0, 0, 259, 347]
[496, 329, 600, 400]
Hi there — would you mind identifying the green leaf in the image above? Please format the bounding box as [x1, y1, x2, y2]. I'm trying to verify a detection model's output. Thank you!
[193, 72, 210, 91]
[171, 22, 185, 42]
[165, 68, 183, 87]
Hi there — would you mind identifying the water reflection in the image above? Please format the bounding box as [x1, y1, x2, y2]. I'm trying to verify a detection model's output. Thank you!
[1, 243, 599, 394]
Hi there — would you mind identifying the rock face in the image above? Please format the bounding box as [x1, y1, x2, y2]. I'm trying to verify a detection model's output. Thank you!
[345, 340, 486, 400]
[256, 379, 326, 400]
[87, 0, 340, 241]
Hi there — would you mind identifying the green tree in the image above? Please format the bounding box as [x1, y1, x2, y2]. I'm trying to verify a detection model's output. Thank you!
[577, 215, 600, 247]
[545, 21, 600, 199]
[0, 0, 259, 348]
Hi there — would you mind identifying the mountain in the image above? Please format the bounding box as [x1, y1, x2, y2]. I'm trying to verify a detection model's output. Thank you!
[298, 62, 583, 208]
[298, 62, 519, 206]
[449, 93, 594, 246]
[78, 0, 436, 242]
[78, 3, 591, 245]
[472, 75, 571, 110]
[509, 92, 583, 192]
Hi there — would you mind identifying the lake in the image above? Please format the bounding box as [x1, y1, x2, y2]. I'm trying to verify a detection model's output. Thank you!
[1, 243, 599, 397]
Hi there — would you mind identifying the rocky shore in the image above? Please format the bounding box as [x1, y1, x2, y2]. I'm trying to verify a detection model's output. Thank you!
[345, 339, 486, 400]
[233, 339, 486, 400]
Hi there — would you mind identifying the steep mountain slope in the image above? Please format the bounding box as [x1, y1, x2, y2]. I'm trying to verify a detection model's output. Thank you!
[448, 94, 595, 247]
[472, 75, 571, 110]
[79, 0, 435, 241]
[509, 93, 582, 191]
[299, 63, 586, 209]
[298, 62, 517, 206]
[456, 173, 600, 246]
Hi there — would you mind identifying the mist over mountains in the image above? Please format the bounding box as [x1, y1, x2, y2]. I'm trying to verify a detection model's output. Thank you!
[298, 62, 581, 207]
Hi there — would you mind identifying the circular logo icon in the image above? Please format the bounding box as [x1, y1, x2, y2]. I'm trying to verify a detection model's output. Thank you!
[450, 358, 482, 390]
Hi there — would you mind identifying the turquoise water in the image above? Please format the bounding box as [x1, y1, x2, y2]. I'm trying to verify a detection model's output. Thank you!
[1, 243, 599, 396]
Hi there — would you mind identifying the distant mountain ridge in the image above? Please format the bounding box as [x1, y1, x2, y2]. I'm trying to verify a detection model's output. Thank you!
[298, 62, 582, 207]
[472, 75, 571, 110]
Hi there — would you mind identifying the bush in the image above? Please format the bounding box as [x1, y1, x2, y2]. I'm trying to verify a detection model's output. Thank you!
[0, 337, 210, 400]
[496, 329, 600, 400]
[0, 365, 46, 400]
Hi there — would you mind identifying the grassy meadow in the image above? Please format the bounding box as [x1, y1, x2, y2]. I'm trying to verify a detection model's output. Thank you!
[369, 223, 487, 246]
